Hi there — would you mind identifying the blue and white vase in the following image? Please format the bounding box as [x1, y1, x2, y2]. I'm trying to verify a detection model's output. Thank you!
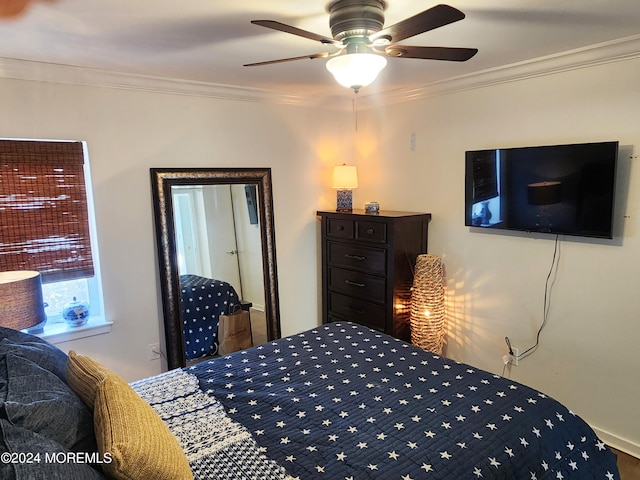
[62, 297, 90, 327]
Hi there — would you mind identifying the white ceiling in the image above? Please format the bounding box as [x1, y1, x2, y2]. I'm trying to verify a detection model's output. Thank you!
[1, 0, 640, 104]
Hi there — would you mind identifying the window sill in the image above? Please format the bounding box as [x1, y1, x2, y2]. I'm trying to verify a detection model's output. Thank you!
[34, 316, 113, 345]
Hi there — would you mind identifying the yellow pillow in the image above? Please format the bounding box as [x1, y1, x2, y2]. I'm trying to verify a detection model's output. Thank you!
[66, 350, 110, 409]
[67, 351, 193, 480]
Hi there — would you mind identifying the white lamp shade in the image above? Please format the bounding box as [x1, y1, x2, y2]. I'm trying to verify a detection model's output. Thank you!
[332, 165, 359, 189]
[326, 53, 387, 91]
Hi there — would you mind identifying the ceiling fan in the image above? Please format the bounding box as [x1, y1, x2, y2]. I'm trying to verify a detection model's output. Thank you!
[245, 1, 478, 93]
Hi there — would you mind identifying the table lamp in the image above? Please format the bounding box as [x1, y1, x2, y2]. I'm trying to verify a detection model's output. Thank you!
[332, 164, 358, 212]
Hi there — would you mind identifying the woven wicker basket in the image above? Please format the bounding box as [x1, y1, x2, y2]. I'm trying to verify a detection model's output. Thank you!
[410, 254, 445, 355]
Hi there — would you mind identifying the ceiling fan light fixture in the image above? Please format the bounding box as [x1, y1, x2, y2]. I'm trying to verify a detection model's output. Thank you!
[326, 53, 387, 93]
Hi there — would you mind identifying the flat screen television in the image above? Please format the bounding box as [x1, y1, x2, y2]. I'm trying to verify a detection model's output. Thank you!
[465, 141, 618, 239]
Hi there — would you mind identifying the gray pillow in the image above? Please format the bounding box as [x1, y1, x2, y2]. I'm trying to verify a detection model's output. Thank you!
[0, 419, 105, 480]
[1, 353, 98, 454]
[0, 328, 68, 381]
[0, 328, 102, 479]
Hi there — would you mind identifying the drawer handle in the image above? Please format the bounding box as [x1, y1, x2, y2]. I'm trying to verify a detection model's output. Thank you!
[345, 254, 366, 261]
[345, 306, 365, 315]
[366, 228, 375, 235]
[338, 225, 345, 231]
[345, 280, 365, 288]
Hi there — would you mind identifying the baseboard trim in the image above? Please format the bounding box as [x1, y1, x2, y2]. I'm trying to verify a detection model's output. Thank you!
[594, 426, 640, 459]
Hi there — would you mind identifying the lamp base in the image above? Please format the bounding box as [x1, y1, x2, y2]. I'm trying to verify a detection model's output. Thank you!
[336, 189, 353, 212]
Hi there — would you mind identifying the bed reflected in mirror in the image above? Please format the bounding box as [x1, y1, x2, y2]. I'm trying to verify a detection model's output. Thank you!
[150, 168, 281, 369]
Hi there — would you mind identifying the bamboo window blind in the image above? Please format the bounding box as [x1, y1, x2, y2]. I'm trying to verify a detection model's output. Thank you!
[0, 139, 94, 283]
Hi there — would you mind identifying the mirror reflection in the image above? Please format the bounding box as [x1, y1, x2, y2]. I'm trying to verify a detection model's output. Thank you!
[172, 184, 266, 361]
[151, 168, 281, 369]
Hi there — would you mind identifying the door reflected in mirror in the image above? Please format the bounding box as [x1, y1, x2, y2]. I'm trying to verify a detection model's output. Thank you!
[151, 168, 281, 369]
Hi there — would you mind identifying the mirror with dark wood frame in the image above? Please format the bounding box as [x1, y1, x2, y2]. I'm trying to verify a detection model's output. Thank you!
[151, 167, 281, 369]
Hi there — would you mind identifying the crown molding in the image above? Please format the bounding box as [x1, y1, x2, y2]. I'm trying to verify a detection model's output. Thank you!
[361, 33, 640, 108]
[1, 33, 639, 109]
[0, 57, 310, 106]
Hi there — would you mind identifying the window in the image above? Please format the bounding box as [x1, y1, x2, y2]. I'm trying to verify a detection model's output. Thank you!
[0, 139, 108, 341]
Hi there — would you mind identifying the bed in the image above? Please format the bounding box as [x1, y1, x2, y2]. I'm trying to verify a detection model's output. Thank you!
[0, 322, 620, 480]
[179, 274, 240, 360]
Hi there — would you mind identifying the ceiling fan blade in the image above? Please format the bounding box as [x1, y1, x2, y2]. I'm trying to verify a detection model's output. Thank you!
[244, 52, 331, 67]
[384, 45, 478, 62]
[370, 4, 465, 44]
[251, 20, 341, 46]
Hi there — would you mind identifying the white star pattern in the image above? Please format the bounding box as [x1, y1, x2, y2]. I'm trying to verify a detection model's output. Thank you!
[180, 276, 239, 360]
[189, 322, 619, 480]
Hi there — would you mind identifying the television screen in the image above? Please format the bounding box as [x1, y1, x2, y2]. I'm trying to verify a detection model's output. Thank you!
[465, 141, 618, 239]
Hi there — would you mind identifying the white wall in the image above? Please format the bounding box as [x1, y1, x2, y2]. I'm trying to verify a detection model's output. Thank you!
[356, 57, 640, 455]
[0, 77, 350, 382]
[2, 54, 637, 455]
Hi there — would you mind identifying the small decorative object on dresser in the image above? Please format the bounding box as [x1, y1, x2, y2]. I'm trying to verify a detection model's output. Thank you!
[364, 201, 380, 214]
[317, 210, 431, 341]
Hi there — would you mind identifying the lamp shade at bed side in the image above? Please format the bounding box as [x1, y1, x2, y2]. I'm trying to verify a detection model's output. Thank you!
[0, 270, 46, 331]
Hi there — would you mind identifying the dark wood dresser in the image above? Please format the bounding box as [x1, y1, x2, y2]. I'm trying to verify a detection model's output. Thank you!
[317, 210, 431, 342]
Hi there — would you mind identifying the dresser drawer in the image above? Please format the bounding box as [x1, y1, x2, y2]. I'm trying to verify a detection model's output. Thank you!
[318, 210, 431, 341]
[327, 242, 386, 275]
[328, 267, 386, 302]
[327, 218, 354, 239]
[328, 292, 386, 330]
[356, 220, 387, 243]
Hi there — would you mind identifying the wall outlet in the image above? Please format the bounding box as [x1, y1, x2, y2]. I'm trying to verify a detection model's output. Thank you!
[502, 347, 519, 366]
[149, 343, 161, 361]
[510, 348, 519, 366]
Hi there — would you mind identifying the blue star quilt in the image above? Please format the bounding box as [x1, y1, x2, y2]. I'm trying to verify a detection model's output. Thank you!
[185, 322, 619, 479]
[179, 274, 240, 360]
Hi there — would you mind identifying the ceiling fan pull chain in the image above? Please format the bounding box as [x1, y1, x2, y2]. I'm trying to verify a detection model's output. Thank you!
[353, 96, 358, 132]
